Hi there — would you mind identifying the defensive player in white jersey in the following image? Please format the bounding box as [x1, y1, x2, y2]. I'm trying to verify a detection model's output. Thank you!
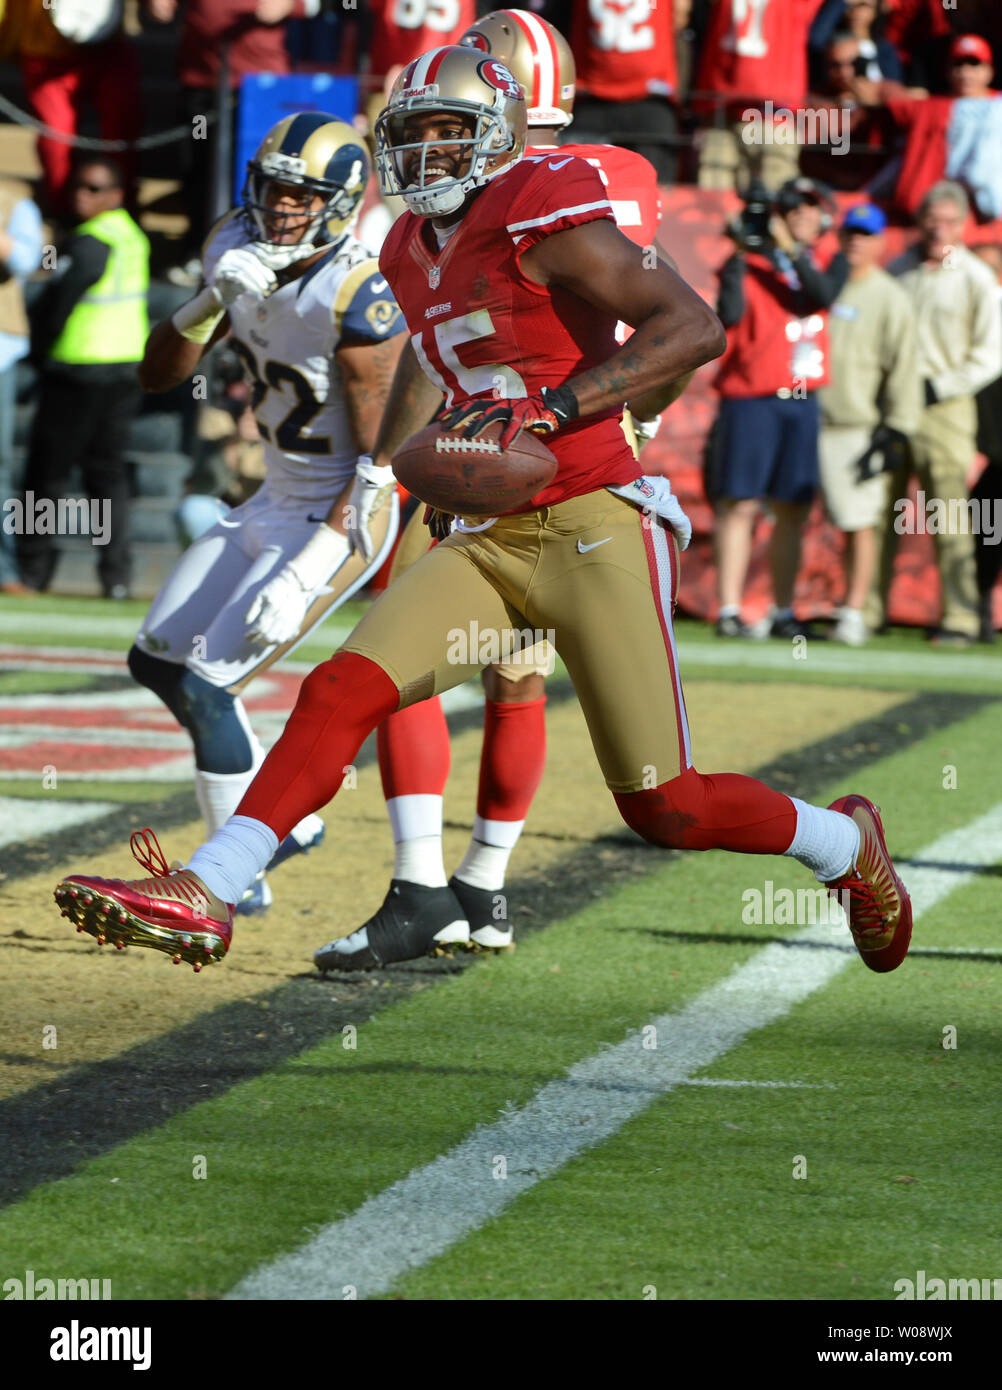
[130, 114, 408, 913]
[316, 9, 683, 971]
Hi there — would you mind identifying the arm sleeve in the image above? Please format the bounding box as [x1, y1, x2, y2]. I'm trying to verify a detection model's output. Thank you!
[716, 252, 746, 328]
[789, 249, 850, 310]
[879, 291, 922, 435]
[929, 271, 1002, 402]
[30, 236, 110, 361]
[335, 262, 406, 345]
[1, 198, 44, 279]
[505, 158, 616, 258]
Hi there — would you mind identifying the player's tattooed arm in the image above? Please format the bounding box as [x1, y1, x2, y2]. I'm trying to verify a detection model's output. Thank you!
[370, 339, 445, 467]
[335, 332, 408, 457]
[137, 294, 230, 393]
[520, 219, 726, 418]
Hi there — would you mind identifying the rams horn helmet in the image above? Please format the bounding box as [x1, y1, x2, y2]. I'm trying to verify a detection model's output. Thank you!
[242, 112, 369, 267]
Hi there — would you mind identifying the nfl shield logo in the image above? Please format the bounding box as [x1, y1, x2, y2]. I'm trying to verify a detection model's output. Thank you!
[429, 265, 441, 289]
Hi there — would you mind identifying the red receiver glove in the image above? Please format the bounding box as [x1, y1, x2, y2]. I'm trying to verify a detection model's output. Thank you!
[439, 385, 579, 450]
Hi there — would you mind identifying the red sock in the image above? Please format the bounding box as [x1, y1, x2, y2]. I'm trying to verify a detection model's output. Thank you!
[477, 696, 546, 823]
[238, 652, 399, 839]
[615, 766, 797, 854]
[377, 697, 450, 799]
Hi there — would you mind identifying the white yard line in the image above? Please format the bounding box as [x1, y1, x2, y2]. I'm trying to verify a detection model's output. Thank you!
[0, 797, 118, 852]
[228, 803, 1002, 1302]
[676, 639, 1002, 682]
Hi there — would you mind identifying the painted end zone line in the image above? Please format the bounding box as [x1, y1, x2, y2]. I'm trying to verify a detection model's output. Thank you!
[227, 803, 1002, 1302]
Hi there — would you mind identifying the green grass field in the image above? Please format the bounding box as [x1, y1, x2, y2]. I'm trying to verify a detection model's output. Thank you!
[2, 591, 1001, 1319]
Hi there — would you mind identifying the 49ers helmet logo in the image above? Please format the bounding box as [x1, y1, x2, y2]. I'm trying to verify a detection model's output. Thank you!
[478, 59, 521, 98]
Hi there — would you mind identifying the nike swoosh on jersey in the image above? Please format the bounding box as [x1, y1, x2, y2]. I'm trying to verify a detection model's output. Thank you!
[369, 278, 388, 292]
[548, 158, 574, 171]
[576, 537, 612, 553]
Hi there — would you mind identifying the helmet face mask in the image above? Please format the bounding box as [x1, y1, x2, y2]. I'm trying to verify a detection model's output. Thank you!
[241, 113, 369, 269]
[375, 47, 527, 218]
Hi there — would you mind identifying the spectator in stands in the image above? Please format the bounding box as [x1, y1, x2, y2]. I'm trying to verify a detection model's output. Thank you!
[882, 0, 957, 89]
[5, 0, 141, 217]
[568, 0, 687, 185]
[147, 0, 323, 276]
[818, 204, 920, 646]
[712, 176, 848, 639]
[0, 179, 44, 595]
[878, 182, 1002, 645]
[970, 241, 1002, 643]
[858, 33, 1002, 221]
[810, 1, 903, 83]
[695, 0, 823, 193]
[802, 32, 897, 190]
[19, 158, 149, 598]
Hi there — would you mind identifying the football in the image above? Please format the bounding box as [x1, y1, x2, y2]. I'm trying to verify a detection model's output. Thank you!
[391, 419, 558, 516]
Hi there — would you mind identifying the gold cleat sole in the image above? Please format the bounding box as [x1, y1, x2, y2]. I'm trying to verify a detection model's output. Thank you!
[464, 940, 516, 956]
[54, 883, 227, 973]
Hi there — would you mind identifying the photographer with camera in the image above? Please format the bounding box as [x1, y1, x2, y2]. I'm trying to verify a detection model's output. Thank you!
[712, 176, 849, 639]
[818, 204, 921, 647]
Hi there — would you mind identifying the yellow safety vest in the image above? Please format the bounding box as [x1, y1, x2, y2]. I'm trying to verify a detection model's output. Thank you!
[48, 208, 149, 365]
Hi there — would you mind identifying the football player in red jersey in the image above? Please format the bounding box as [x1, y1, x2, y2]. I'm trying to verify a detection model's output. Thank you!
[569, 0, 683, 184]
[54, 46, 913, 981]
[328, 9, 672, 970]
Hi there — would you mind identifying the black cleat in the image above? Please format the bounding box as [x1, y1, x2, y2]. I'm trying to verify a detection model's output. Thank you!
[313, 879, 470, 972]
[449, 876, 514, 952]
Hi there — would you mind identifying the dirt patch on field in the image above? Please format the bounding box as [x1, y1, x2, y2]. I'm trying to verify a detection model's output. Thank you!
[0, 683, 907, 1101]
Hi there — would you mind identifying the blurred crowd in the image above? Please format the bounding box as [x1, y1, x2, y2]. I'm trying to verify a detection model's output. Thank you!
[0, 0, 1001, 642]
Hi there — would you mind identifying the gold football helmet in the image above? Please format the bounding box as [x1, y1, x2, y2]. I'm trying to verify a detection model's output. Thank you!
[374, 45, 527, 218]
[460, 9, 575, 130]
[242, 112, 369, 267]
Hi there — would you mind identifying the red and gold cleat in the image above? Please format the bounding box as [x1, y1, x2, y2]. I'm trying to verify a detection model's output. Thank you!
[54, 829, 233, 972]
[825, 795, 912, 973]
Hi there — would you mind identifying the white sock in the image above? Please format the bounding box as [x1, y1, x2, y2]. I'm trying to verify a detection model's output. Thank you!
[718, 604, 739, 620]
[194, 763, 262, 838]
[454, 815, 524, 891]
[288, 812, 324, 847]
[193, 720, 265, 837]
[187, 815, 279, 904]
[784, 797, 861, 883]
[386, 794, 446, 886]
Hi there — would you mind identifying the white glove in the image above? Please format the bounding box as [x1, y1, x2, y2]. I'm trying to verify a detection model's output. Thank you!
[210, 247, 278, 307]
[343, 455, 395, 563]
[244, 524, 350, 647]
[50, 0, 121, 44]
[632, 414, 663, 450]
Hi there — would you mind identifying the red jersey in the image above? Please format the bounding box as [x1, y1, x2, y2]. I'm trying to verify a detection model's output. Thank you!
[379, 157, 639, 509]
[570, 0, 679, 103]
[530, 141, 661, 247]
[715, 252, 830, 399]
[695, 0, 823, 115]
[368, 0, 477, 82]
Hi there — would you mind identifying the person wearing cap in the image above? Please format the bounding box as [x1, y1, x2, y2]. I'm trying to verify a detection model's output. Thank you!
[818, 203, 921, 646]
[712, 176, 849, 639]
[855, 32, 1002, 221]
[877, 180, 1002, 645]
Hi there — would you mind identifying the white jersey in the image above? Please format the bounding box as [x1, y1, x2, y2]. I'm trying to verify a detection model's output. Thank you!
[202, 212, 405, 506]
